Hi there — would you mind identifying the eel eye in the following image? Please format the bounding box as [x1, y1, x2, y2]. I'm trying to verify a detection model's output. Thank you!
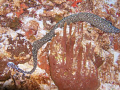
[7, 62, 15, 68]
[7, 62, 18, 70]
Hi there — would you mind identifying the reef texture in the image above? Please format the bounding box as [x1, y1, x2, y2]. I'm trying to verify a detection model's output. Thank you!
[0, 0, 120, 90]
[0, 27, 32, 81]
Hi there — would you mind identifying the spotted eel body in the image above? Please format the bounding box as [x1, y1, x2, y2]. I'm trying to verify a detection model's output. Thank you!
[7, 12, 120, 74]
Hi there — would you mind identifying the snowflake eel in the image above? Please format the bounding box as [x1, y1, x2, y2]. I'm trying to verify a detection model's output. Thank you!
[7, 12, 120, 74]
